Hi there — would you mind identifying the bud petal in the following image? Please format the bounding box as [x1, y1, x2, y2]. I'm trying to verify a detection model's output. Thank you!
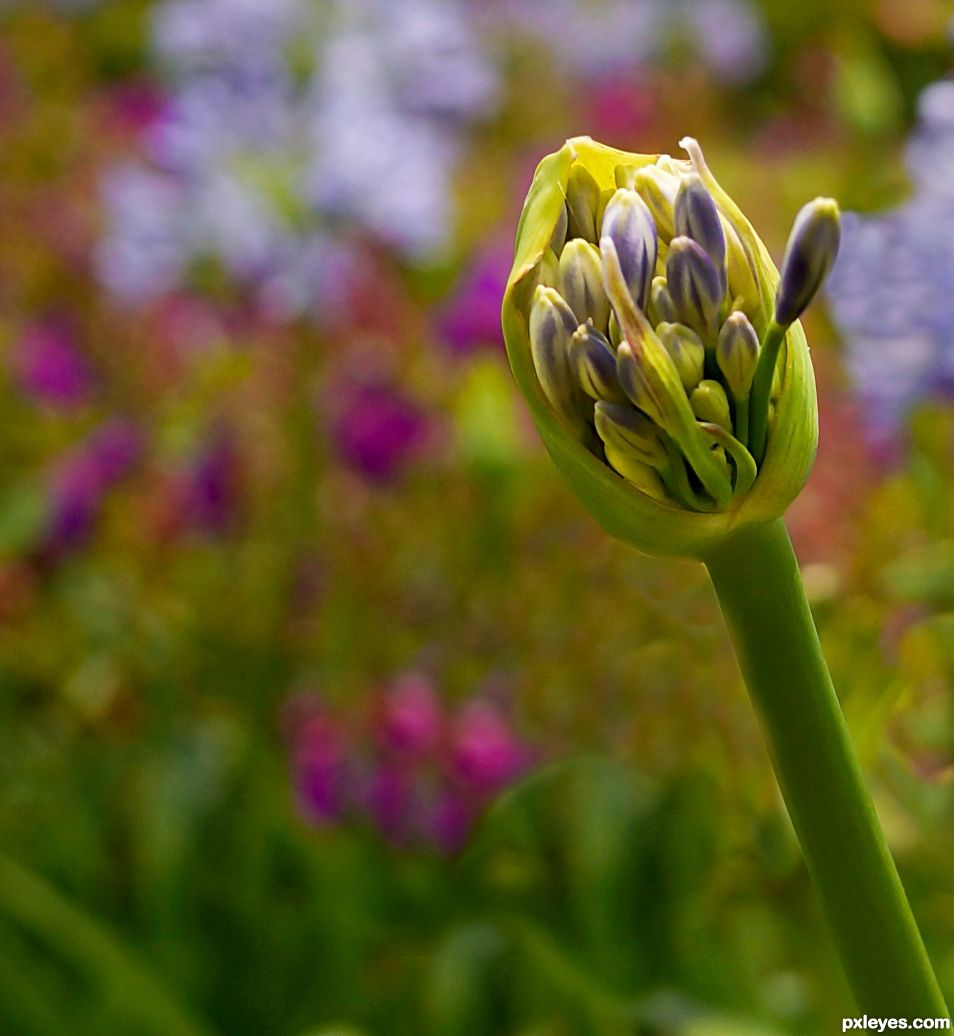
[594, 401, 666, 466]
[690, 379, 732, 432]
[600, 188, 658, 311]
[716, 311, 759, 401]
[657, 321, 705, 392]
[774, 198, 841, 327]
[634, 166, 679, 242]
[603, 443, 668, 500]
[558, 239, 610, 329]
[674, 173, 726, 289]
[529, 285, 584, 429]
[721, 215, 761, 317]
[666, 236, 724, 339]
[565, 163, 602, 244]
[649, 276, 679, 325]
[569, 324, 627, 403]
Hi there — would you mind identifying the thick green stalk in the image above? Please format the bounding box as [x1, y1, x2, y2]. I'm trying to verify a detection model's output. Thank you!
[703, 519, 948, 1016]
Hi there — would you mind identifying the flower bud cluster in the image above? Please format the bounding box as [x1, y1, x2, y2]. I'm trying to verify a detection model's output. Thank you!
[526, 141, 840, 513]
[285, 674, 537, 855]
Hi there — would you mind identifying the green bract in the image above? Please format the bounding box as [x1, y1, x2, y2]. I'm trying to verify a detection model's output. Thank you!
[501, 136, 827, 559]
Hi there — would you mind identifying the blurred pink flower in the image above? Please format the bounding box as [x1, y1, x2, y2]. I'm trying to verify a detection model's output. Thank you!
[9, 319, 94, 410]
[332, 382, 429, 483]
[451, 700, 533, 794]
[292, 710, 350, 825]
[374, 673, 444, 762]
[435, 240, 510, 353]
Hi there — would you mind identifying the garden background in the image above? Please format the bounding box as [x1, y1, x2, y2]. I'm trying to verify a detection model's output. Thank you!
[1, 1, 954, 1033]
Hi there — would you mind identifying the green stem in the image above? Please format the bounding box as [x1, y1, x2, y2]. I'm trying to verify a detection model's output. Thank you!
[703, 519, 948, 1016]
[747, 320, 785, 464]
[734, 395, 749, 449]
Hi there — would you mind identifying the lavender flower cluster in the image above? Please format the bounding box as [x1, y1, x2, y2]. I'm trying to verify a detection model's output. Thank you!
[286, 674, 536, 854]
[96, 0, 767, 321]
[828, 77, 954, 443]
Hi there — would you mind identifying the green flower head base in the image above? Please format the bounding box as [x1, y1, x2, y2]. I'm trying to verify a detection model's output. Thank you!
[502, 137, 840, 558]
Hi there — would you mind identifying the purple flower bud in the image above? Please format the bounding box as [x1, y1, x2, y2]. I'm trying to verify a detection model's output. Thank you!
[674, 173, 726, 291]
[529, 285, 585, 429]
[568, 323, 627, 403]
[666, 236, 724, 337]
[775, 198, 840, 327]
[600, 188, 657, 310]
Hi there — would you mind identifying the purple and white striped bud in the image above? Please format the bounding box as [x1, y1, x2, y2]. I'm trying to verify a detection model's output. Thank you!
[559, 239, 610, 329]
[529, 285, 583, 426]
[717, 311, 760, 401]
[657, 322, 705, 392]
[774, 198, 841, 328]
[649, 276, 679, 325]
[690, 379, 732, 432]
[593, 401, 667, 466]
[674, 173, 726, 292]
[600, 188, 658, 311]
[666, 236, 724, 338]
[565, 164, 602, 243]
[568, 324, 627, 403]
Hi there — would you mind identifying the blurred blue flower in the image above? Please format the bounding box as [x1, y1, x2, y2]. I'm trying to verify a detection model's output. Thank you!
[96, 0, 498, 319]
[828, 78, 954, 443]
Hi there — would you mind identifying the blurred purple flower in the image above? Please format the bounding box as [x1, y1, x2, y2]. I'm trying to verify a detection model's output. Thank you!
[332, 383, 429, 483]
[293, 711, 350, 824]
[363, 764, 415, 842]
[375, 672, 444, 761]
[184, 426, 243, 535]
[45, 419, 144, 552]
[435, 241, 509, 353]
[828, 77, 954, 444]
[451, 700, 533, 794]
[9, 320, 94, 410]
[427, 791, 474, 854]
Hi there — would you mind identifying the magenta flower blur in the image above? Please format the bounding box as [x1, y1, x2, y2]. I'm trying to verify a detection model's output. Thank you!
[45, 419, 143, 553]
[332, 382, 429, 483]
[374, 672, 443, 761]
[292, 710, 350, 824]
[435, 241, 510, 353]
[184, 426, 243, 535]
[451, 700, 534, 794]
[9, 319, 94, 410]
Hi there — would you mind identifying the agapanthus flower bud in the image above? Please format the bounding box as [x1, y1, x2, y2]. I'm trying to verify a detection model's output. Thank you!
[649, 276, 679, 325]
[502, 136, 822, 557]
[569, 324, 627, 403]
[666, 236, 724, 338]
[564, 163, 602, 243]
[717, 311, 759, 401]
[657, 322, 705, 392]
[600, 188, 657, 310]
[774, 198, 841, 328]
[528, 285, 584, 429]
[675, 173, 726, 289]
[691, 379, 732, 432]
[633, 166, 678, 241]
[558, 239, 610, 329]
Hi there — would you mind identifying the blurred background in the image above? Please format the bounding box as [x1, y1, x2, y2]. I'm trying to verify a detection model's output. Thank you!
[1, 1, 954, 1033]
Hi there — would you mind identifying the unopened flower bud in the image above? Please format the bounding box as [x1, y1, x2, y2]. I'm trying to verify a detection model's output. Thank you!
[594, 400, 667, 466]
[674, 174, 726, 289]
[600, 188, 657, 311]
[558, 239, 610, 329]
[550, 203, 568, 255]
[634, 166, 678, 241]
[568, 324, 627, 403]
[691, 379, 732, 432]
[721, 215, 761, 316]
[537, 247, 560, 290]
[608, 311, 622, 349]
[528, 285, 584, 428]
[657, 321, 705, 392]
[565, 163, 602, 243]
[666, 236, 724, 338]
[649, 276, 679, 324]
[774, 198, 841, 327]
[603, 443, 668, 500]
[717, 311, 759, 401]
